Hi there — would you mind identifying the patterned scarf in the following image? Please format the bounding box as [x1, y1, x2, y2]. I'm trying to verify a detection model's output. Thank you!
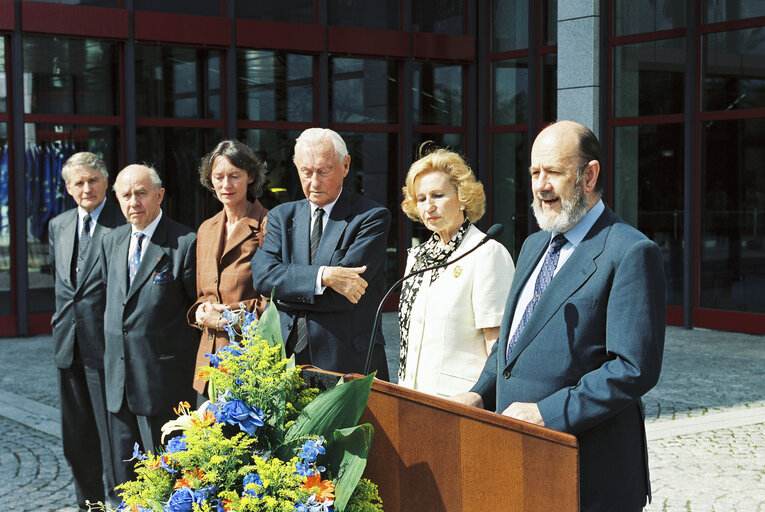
[398, 219, 471, 381]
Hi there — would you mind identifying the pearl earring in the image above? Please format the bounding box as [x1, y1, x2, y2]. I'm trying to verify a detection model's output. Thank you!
[459, 205, 465, 210]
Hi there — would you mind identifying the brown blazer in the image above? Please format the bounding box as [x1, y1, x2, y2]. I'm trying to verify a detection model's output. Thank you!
[188, 200, 268, 393]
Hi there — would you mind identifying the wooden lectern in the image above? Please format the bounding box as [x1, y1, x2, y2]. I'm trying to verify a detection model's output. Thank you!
[354, 377, 579, 512]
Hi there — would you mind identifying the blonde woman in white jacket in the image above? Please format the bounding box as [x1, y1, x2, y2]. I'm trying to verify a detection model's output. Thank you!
[398, 146, 515, 397]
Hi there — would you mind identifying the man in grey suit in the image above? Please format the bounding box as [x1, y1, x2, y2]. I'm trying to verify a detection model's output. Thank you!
[251, 128, 391, 379]
[455, 121, 666, 511]
[49, 152, 124, 510]
[101, 164, 197, 485]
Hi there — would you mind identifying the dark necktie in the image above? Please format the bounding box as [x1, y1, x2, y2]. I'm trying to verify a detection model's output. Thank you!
[128, 232, 145, 285]
[506, 234, 567, 360]
[294, 208, 325, 354]
[78, 213, 92, 256]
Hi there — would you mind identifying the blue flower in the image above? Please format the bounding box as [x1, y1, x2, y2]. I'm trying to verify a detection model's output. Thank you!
[295, 461, 315, 477]
[165, 435, 188, 454]
[159, 455, 177, 474]
[243, 472, 263, 498]
[209, 396, 265, 436]
[127, 442, 149, 461]
[298, 437, 325, 463]
[164, 486, 194, 512]
[294, 495, 335, 512]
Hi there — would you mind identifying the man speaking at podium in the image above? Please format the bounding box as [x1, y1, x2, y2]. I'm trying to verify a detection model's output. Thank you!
[454, 120, 666, 512]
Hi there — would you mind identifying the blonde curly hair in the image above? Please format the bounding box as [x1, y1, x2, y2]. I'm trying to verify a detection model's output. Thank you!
[401, 145, 486, 224]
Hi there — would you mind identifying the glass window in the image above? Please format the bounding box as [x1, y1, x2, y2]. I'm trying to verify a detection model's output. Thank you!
[491, 132, 528, 258]
[1, 37, 6, 112]
[24, 123, 119, 313]
[238, 51, 313, 123]
[25, 0, 119, 6]
[613, 38, 685, 118]
[238, 128, 304, 208]
[135, 45, 222, 119]
[542, 0, 557, 46]
[23, 36, 118, 116]
[412, 62, 462, 126]
[703, 27, 765, 112]
[705, 0, 765, 24]
[412, 0, 463, 34]
[0, 124, 9, 316]
[613, 0, 686, 36]
[136, 127, 222, 229]
[134, 0, 221, 15]
[328, 0, 398, 30]
[236, 0, 314, 23]
[492, 59, 528, 125]
[330, 58, 399, 124]
[613, 124, 684, 306]
[700, 118, 765, 313]
[541, 53, 557, 123]
[492, 0, 527, 52]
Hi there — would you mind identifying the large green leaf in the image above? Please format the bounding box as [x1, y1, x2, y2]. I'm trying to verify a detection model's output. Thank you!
[326, 424, 375, 512]
[257, 288, 286, 359]
[275, 373, 374, 459]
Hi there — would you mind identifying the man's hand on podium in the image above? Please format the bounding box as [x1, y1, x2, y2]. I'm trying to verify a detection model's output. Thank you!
[502, 402, 545, 426]
[449, 391, 484, 409]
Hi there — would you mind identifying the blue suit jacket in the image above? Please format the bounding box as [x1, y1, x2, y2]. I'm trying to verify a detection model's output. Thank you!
[250, 190, 391, 377]
[102, 214, 198, 416]
[472, 206, 666, 511]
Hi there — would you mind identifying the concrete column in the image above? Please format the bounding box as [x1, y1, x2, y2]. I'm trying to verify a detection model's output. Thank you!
[557, 0, 601, 137]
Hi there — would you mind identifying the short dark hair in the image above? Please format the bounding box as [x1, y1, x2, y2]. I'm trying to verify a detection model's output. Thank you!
[576, 125, 604, 196]
[199, 140, 265, 202]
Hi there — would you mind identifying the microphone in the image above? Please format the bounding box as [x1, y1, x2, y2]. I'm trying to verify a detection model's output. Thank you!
[363, 223, 504, 375]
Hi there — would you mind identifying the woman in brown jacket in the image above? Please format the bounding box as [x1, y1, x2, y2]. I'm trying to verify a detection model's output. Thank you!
[188, 140, 268, 400]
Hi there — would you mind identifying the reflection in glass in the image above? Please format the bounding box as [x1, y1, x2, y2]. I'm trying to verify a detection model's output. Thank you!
[331, 58, 398, 124]
[135, 45, 222, 119]
[0, 124, 9, 315]
[492, 0, 527, 52]
[492, 59, 528, 125]
[238, 51, 313, 123]
[134, 0, 220, 15]
[614, 0, 685, 36]
[24, 123, 119, 313]
[412, 0, 463, 34]
[412, 62, 462, 126]
[701, 118, 765, 313]
[236, 0, 313, 23]
[328, 0, 398, 30]
[541, 53, 557, 123]
[542, 0, 557, 46]
[238, 129, 304, 207]
[1, 37, 6, 112]
[136, 127, 222, 229]
[24, 0, 119, 5]
[491, 132, 528, 258]
[705, 0, 765, 23]
[613, 38, 685, 118]
[703, 27, 765, 112]
[23, 36, 118, 116]
[614, 124, 684, 305]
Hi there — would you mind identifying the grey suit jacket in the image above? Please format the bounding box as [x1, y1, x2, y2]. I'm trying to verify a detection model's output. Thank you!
[49, 199, 125, 369]
[472, 206, 666, 511]
[101, 214, 198, 416]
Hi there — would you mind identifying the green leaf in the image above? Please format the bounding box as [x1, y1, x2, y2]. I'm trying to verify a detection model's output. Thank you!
[326, 424, 375, 512]
[275, 373, 374, 459]
[257, 288, 286, 359]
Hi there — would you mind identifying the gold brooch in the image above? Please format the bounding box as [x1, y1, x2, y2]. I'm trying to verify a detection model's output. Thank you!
[453, 266, 462, 278]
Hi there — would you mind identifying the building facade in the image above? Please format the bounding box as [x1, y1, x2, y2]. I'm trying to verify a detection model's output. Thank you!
[0, 0, 763, 336]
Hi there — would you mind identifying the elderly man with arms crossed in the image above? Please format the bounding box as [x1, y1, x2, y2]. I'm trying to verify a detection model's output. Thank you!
[455, 120, 666, 512]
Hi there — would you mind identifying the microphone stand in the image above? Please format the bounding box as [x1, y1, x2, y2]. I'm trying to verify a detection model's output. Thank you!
[362, 224, 503, 376]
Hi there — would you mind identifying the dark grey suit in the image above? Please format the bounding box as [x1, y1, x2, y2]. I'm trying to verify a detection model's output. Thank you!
[101, 213, 197, 484]
[472, 206, 666, 512]
[49, 198, 124, 508]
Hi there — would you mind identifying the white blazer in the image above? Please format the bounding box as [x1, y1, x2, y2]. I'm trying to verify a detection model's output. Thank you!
[399, 225, 514, 397]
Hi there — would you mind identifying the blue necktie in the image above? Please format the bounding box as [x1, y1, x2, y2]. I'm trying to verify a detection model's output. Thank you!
[128, 233, 145, 285]
[506, 234, 567, 360]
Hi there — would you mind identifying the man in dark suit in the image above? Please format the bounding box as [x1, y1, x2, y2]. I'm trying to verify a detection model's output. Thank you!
[101, 164, 197, 484]
[455, 121, 666, 511]
[49, 152, 124, 510]
[251, 128, 391, 379]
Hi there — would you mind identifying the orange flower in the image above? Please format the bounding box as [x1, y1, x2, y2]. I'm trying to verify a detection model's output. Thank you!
[192, 409, 216, 427]
[301, 474, 335, 502]
[196, 367, 212, 380]
[174, 477, 192, 490]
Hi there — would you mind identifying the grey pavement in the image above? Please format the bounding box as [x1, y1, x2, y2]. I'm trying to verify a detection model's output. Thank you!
[1, 315, 764, 511]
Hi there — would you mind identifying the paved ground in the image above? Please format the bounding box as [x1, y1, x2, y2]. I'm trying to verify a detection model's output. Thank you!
[1, 315, 763, 511]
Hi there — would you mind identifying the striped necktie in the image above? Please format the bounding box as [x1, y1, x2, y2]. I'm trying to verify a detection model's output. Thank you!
[128, 232, 145, 285]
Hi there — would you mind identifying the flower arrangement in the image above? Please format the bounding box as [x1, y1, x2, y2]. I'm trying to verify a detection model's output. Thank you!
[94, 300, 383, 512]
